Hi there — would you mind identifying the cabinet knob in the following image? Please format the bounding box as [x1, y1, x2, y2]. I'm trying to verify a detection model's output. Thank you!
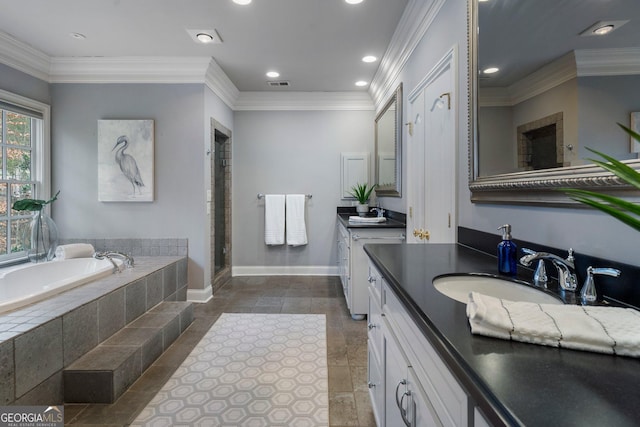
[368, 381, 376, 389]
[368, 323, 376, 330]
[368, 276, 376, 283]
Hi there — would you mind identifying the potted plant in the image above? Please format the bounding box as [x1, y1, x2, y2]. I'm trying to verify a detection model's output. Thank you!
[562, 124, 640, 231]
[349, 183, 377, 216]
[12, 190, 60, 262]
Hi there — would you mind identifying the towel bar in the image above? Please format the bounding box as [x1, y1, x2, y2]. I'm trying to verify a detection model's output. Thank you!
[257, 193, 312, 199]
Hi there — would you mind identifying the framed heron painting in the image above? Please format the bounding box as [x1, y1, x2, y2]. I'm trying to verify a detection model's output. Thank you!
[98, 119, 154, 202]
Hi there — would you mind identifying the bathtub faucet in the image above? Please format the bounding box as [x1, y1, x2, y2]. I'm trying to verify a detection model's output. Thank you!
[93, 251, 134, 273]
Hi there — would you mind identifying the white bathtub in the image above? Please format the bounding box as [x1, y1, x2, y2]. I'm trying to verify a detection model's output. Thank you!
[0, 258, 122, 314]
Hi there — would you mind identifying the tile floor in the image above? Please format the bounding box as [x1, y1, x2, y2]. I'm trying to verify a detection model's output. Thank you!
[64, 275, 375, 426]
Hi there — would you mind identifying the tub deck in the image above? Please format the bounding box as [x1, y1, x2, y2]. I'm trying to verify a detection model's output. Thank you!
[0, 256, 188, 405]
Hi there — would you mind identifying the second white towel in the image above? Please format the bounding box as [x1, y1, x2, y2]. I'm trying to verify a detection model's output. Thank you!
[286, 194, 308, 246]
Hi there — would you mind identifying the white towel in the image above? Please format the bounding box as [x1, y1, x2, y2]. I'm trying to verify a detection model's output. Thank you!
[467, 292, 640, 357]
[286, 194, 308, 246]
[55, 243, 96, 260]
[264, 194, 285, 245]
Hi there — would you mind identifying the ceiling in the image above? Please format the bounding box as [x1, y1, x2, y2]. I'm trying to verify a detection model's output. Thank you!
[0, 0, 409, 92]
[478, 0, 640, 88]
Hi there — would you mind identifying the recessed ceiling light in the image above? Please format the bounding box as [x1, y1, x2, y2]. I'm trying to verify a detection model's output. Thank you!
[362, 55, 377, 63]
[233, 0, 252, 4]
[482, 67, 499, 74]
[196, 33, 214, 43]
[345, 0, 364, 4]
[593, 24, 615, 35]
[580, 20, 629, 37]
[69, 32, 86, 40]
[355, 81, 368, 87]
[266, 71, 280, 78]
[186, 29, 223, 44]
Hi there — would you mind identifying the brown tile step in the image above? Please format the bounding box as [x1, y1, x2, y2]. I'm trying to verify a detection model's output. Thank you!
[63, 301, 193, 403]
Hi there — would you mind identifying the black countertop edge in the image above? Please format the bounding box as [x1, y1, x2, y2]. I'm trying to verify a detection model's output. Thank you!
[363, 242, 640, 427]
[337, 206, 407, 228]
[336, 213, 406, 229]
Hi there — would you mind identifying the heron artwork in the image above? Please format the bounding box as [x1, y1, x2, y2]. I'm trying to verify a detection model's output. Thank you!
[112, 135, 144, 195]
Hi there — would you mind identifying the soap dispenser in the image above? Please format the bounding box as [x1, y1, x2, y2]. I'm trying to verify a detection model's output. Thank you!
[497, 224, 517, 276]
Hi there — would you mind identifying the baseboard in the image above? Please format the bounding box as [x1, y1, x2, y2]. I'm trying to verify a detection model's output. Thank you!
[187, 285, 213, 303]
[232, 266, 340, 276]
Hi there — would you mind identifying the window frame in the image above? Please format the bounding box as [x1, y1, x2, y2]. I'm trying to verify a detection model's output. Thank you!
[0, 89, 51, 264]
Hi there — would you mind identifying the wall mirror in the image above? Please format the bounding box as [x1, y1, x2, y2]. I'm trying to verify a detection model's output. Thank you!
[375, 83, 402, 197]
[469, 0, 640, 205]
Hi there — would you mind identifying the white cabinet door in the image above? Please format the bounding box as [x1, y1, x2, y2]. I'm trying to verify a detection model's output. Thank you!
[384, 326, 412, 427]
[368, 344, 385, 427]
[341, 152, 370, 198]
[408, 367, 443, 427]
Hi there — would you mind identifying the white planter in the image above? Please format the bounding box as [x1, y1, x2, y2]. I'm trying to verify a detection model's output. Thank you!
[356, 203, 369, 216]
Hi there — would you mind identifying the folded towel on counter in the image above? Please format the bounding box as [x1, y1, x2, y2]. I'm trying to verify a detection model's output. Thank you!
[264, 194, 285, 245]
[55, 243, 95, 260]
[348, 216, 387, 223]
[285, 194, 308, 246]
[467, 291, 640, 357]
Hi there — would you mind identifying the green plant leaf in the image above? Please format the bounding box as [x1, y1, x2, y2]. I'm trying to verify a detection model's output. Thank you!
[567, 194, 640, 232]
[585, 147, 640, 190]
[563, 188, 640, 216]
[12, 190, 60, 212]
[618, 122, 640, 144]
[348, 183, 376, 204]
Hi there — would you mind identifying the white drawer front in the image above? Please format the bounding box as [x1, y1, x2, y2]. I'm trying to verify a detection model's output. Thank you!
[368, 287, 384, 362]
[368, 345, 385, 427]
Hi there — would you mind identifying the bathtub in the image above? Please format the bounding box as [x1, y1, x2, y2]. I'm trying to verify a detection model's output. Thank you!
[0, 257, 122, 314]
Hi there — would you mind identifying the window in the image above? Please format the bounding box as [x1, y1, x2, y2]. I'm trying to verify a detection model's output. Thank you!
[0, 89, 50, 263]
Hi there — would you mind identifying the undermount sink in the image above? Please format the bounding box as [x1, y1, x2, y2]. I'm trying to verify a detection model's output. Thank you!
[433, 274, 563, 305]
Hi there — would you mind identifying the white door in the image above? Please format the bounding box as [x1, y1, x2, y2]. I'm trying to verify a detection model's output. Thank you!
[407, 49, 457, 244]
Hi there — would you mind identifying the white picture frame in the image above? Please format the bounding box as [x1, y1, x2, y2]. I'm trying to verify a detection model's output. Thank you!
[98, 119, 154, 202]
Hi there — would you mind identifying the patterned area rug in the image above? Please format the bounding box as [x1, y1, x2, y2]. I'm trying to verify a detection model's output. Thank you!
[132, 313, 328, 427]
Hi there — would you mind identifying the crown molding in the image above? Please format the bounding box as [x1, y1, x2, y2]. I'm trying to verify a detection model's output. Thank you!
[204, 58, 240, 109]
[0, 31, 50, 81]
[234, 91, 374, 111]
[575, 47, 640, 76]
[369, 0, 446, 110]
[49, 56, 213, 83]
[479, 52, 576, 107]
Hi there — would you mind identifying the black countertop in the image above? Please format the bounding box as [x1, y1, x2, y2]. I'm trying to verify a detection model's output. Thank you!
[363, 243, 640, 427]
[337, 213, 406, 229]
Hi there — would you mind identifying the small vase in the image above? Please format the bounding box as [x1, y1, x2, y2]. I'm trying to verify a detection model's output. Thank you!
[356, 203, 369, 217]
[27, 210, 58, 263]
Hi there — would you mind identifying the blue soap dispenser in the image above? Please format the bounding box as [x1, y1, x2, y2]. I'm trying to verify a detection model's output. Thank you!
[497, 224, 517, 276]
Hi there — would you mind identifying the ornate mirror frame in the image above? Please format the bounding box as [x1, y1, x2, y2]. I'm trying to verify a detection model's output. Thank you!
[468, 0, 640, 206]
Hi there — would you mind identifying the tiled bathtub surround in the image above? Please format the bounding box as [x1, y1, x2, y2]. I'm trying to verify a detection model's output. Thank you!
[58, 238, 188, 257]
[0, 256, 188, 406]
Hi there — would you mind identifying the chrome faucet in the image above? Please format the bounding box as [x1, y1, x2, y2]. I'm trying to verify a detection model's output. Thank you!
[94, 251, 134, 273]
[581, 266, 620, 304]
[370, 207, 385, 218]
[520, 248, 578, 292]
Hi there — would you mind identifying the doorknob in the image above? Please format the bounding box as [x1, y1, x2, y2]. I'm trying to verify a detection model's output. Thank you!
[413, 228, 430, 240]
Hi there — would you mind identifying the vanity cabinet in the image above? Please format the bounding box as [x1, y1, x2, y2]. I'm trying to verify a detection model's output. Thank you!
[337, 221, 404, 319]
[367, 260, 470, 427]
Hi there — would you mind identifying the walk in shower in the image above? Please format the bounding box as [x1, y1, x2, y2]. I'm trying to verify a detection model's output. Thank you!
[211, 119, 231, 292]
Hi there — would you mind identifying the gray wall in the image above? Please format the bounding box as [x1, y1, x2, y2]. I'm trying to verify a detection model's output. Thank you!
[0, 63, 50, 104]
[50, 83, 231, 291]
[578, 74, 640, 161]
[232, 109, 374, 273]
